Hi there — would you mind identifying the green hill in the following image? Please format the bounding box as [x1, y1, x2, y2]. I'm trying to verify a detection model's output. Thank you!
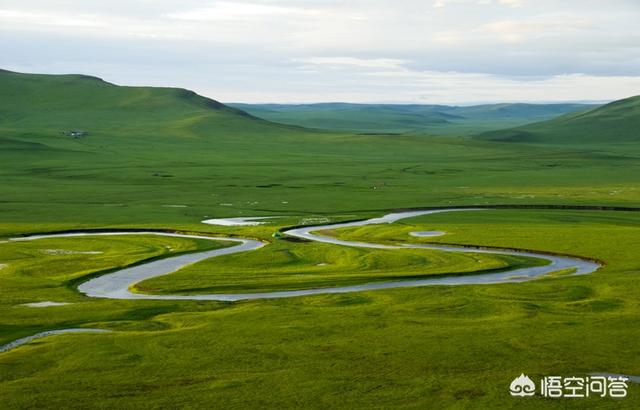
[0, 69, 284, 139]
[444, 103, 592, 120]
[230, 102, 595, 135]
[479, 95, 640, 144]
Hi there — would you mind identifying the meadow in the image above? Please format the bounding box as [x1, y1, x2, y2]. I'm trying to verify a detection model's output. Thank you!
[1, 70, 639, 408]
[2, 210, 640, 409]
[1, 71, 638, 230]
[133, 238, 543, 295]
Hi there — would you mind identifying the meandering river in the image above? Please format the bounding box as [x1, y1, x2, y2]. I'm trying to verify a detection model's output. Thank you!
[0, 208, 603, 354]
[10, 208, 600, 302]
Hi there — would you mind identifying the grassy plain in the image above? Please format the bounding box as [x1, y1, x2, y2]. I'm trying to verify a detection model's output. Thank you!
[0, 235, 229, 341]
[1, 71, 638, 230]
[134, 240, 543, 295]
[1, 70, 639, 409]
[1, 210, 640, 409]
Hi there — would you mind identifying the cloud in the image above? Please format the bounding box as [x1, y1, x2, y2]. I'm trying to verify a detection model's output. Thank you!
[0, 8, 107, 28]
[433, 0, 523, 8]
[484, 16, 593, 42]
[166, 2, 319, 21]
[431, 15, 595, 45]
[499, 0, 523, 7]
[296, 57, 408, 70]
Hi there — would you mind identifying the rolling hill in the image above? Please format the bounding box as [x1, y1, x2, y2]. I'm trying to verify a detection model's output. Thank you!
[229, 103, 455, 134]
[0, 69, 287, 139]
[230, 102, 596, 135]
[479, 95, 640, 144]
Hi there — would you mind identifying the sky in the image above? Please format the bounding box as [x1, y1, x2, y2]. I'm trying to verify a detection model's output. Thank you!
[1, 0, 640, 104]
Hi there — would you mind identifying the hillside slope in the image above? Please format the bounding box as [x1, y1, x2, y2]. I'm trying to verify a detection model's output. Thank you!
[444, 103, 591, 120]
[0, 69, 285, 139]
[479, 95, 640, 144]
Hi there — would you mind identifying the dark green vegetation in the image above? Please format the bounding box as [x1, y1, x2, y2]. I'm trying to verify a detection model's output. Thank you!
[481, 95, 640, 144]
[1, 69, 639, 409]
[231, 102, 595, 134]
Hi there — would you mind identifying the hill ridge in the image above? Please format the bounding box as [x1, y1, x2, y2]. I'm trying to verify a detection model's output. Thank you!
[230, 101, 597, 134]
[0, 68, 293, 136]
[478, 95, 640, 144]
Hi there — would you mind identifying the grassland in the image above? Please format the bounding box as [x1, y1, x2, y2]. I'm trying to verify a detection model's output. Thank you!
[0, 234, 230, 358]
[133, 240, 543, 295]
[1, 70, 639, 409]
[1, 70, 638, 230]
[2, 210, 640, 409]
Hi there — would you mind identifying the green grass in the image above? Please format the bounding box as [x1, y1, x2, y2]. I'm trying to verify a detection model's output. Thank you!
[0, 234, 229, 285]
[2, 70, 637, 230]
[1, 69, 640, 409]
[1, 210, 640, 409]
[0, 234, 231, 343]
[134, 240, 543, 295]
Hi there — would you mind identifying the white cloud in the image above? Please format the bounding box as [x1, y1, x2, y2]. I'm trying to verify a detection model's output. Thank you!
[499, 0, 523, 7]
[297, 57, 407, 70]
[358, 70, 640, 104]
[276, 54, 640, 103]
[166, 2, 319, 21]
[431, 15, 595, 45]
[484, 16, 593, 42]
[434, 0, 523, 8]
[0, 8, 107, 28]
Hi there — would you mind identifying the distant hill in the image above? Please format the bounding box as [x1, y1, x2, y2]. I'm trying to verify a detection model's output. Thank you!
[230, 102, 597, 135]
[443, 103, 593, 120]
[230, 103, 454, 134]
[479, 96, 640, 144]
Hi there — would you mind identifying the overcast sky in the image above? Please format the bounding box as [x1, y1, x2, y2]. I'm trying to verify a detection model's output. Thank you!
[2, 0, 640, 103]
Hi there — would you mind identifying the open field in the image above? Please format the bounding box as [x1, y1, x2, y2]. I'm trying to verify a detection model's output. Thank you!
[0, 234, 230, 339]
[3, 112, 639, 228]
[134, 239, 543, 295]
[2, 209, 640, 409]
[1, 71, 639, 230]
[1, 70, 639, 408]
